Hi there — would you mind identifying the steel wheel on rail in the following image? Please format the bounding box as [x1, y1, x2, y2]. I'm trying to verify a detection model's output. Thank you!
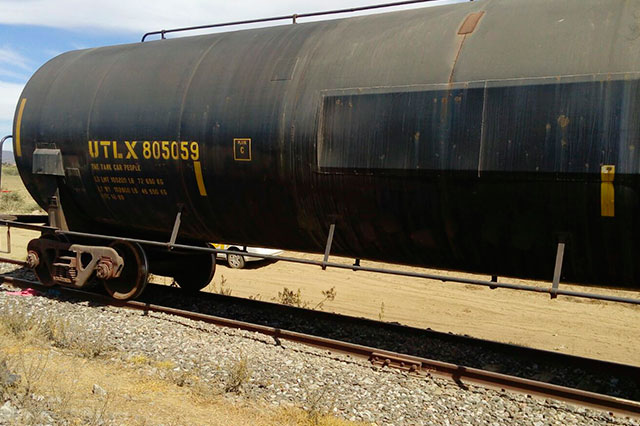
[226, 247, 246, 269]
[172, 248, 216, 292]
[28, 233, 70, 287]
[101, 240, 148, 300]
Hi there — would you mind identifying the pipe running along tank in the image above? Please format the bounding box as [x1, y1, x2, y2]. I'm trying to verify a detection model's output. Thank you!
[12, 0, 640, 297]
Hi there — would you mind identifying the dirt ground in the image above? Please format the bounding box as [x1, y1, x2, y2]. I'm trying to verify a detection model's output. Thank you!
[205, 253, 640, 367]
[1, 166, 638, 367]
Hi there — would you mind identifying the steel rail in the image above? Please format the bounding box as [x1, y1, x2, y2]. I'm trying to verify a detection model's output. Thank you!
[1, 276, 639, 418]
[141, 0, 468, 42]
[138, 282, 640, 380]
[1, 219, 639, 305]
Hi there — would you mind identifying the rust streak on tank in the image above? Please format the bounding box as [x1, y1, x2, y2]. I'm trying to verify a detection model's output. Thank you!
[449, 11, 485, 84]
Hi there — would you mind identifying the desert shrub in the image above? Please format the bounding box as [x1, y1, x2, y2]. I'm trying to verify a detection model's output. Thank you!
[0, 310, 37, 339]
[224, 357, 251, 394]
[273, 287, 308, 308]
[0, 356, 19, 398]
[208, 275, 232, 296]
[1, 165, 19, 176]
[273, 287, 337, 311]
[39, 316, 110, 358]
[378, 302, 385, 321]
[305, 386, 334, 426]
[313, 287, 336, 310]
[218, 275, 232, 296]
[0, 191, 37, 213]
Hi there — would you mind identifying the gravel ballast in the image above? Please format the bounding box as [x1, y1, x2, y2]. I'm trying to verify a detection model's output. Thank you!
[0, 279, 638, 425]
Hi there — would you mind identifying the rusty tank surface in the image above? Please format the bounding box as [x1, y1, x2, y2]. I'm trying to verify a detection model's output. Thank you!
[12, 0, 640, 293]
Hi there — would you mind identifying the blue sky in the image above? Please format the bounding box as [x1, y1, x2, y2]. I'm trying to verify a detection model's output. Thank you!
[0, 26, 132, 147]
[0, 0, 462, 153]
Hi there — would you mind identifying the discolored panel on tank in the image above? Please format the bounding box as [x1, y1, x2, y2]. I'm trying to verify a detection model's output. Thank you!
[318, 87, 483, 173]
[479, 77, 640, 175]
[453, 0, 640, 82]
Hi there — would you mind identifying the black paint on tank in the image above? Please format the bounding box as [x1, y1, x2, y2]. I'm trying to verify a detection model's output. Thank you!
[12, 0, 640, 288]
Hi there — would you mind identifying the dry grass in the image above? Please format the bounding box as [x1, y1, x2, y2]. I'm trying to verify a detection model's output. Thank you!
[274, 287, 309, 308]
[217, 275, 233, 296]
[224, 356, 252, 394]
[205, 274, 233, 296]
[272, 287, 337, 311]
[1, 310, 38, 339]
[275, 406, 356, 426]
[1, 164, 19, 176]
[378, 302, 385, 321]
[0, 191, 38, 213]
[0, 310, 111, 359]
[0, 306, 359, 425]
[0, 165, 40, 214]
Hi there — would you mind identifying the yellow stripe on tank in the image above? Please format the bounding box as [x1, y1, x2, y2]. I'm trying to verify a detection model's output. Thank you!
[194, 161, 207, 196]
[15, 98, 27, 157]
[601, 165, 615, 217]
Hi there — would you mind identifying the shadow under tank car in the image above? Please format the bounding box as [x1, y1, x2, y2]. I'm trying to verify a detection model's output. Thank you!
[12, 0, 640, 299]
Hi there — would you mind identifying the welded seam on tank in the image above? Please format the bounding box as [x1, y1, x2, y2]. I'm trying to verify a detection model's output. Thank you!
[310, 72, 640, 96]
[84, 51, 130, 220]
[85, 52, 128, 145]
[176, 38, 224, 141]
[477, 82, 488, 178]
[36, 49, 96, 152]
[276, 24, 312, 176]
[289, 21, 334, 175]
[448, 34, 467, 84]
[173, 38, 225, 222]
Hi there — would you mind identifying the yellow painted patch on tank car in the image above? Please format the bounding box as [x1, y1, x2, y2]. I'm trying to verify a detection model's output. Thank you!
[194, 161, 207, 196]
[15, 98, 27, 157]
[601, 165, 615, 217]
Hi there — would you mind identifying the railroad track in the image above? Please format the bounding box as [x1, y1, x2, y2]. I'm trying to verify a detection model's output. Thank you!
[1, 274, 639, 419]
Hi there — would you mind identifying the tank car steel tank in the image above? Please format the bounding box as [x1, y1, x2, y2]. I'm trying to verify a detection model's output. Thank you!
[13, 0, 640, 292]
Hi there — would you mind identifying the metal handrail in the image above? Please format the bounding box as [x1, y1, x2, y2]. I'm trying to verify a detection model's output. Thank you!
[0, 136, 14, 254]
[0, 135, 12, 191]
[0, 218, 638, 305]
[141, 0, 471, 42]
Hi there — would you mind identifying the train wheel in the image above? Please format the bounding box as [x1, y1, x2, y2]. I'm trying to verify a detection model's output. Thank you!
[226, 247, 246, 269]
[101, 240, 148, 300]
[30, 233, 69, 287]
[173, 250, 216, 292]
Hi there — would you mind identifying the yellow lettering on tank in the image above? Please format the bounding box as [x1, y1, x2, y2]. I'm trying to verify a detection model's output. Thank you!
[124, 141, 138, 159]
[88, 140, 99, 158]
[100, 141, 111, 158]
[87, 139, 201, 163]
[112, 141, 123, 159]
[161, 140, 170, 160]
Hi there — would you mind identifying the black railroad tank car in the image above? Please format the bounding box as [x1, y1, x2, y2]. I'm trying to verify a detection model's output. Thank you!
[13, 0, 640, 289]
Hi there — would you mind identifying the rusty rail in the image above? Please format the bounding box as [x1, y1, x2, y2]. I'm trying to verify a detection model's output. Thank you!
[1, 276, 639, 418]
